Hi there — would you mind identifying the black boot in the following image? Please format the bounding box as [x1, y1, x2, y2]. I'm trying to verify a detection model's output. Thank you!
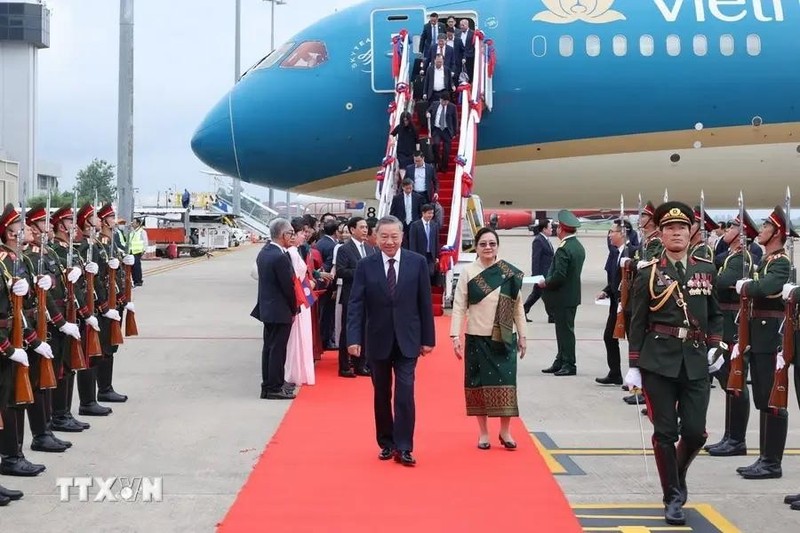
[77, 365, 112, 416]
[30, 433, 68, 453]
[741, 411, 786, 479]
[677, 436, 705, 504]
[66, 373, 91, 429]
[653, 441, 686, 526]
[710, 390, 749, 456]
[97, 355, 128, 403]
[737, 411, 766, 474]
[784, 493, 800, 505]
[0, 484, 23, 501]
[705, 394, 731, 452]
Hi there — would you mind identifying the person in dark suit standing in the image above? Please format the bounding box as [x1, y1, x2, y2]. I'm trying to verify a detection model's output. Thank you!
[422, 55, 455, 104]
[390, 178, 424, 246]
[315, 221, 339, 349]
[454, 19, 475, 81]
[404, 152, 439, 205]
[408, 204, 440, 285]
[425, 34, 455, 73]
[418, 12, 446, 57]
[251, 218, 298, 400]
[595, 221, 634, 385]
[348, 216, 435, 466]
[335, 217, 376, 378]
[524, 219, 554, 322]
[426, 93, 457, 173]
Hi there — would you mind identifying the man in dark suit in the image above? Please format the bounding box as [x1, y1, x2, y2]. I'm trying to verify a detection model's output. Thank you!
[425, 34, 455, 73]
[524, 219, 555, 322]
[404, 152, 439, 205]
[315, 221, 339, 349]
[250, 218, 298, 400]
[348, 215, 435, 467]
[335, 216, 376, 377]
[390, 178, 424, 245]
[454, 19, 475, 81]
[418, 12, 446, 57]
[422, 55, 454, 104]
[408, 204, 440, 285]
[595, 221, 634, 385]
[426, 93, 457, 172]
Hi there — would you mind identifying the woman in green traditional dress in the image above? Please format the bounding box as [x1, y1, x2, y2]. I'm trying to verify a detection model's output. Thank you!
[451, 228, 527, 450]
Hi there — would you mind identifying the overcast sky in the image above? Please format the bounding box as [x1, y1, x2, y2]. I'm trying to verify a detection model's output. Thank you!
[37, 0, 359, 201]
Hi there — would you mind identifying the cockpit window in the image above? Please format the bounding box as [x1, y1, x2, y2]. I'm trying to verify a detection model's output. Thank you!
[280, 41, 328, 69]
[252, 41, 296, 71]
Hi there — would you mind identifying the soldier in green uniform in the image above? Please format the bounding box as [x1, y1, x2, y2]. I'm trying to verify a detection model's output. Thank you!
[780, 283, 800, 510]
[689, 206, 716, 260]
[626, 201, 724, 526]
[0, 204, 49, 475]
[49, 205, 96, 430]
[733, 206, 797, 479]
[705, 209, 757, 456]
[539, 209, 586, 376]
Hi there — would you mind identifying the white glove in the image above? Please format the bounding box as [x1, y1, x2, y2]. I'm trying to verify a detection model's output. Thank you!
[707, 348, 718, 365]
[735, 279, 752, 295]
[10, 348, 29, 366]
[620, 257, 631, 267]
[123, 255, 135, 266]
[730, 343, 740, 361]
[103, 309, 122, 321]
[108, 258, 120, 270]
[776, 351, 786, 371]
[616, 303, 623, 314]
[624, 368, 642, 390]
[36, 275, 52, 291]
[125, 302, 135, 313]
[708, 348, 724, 373]
[59, 322, 81, 340]
[11, 278, 29, 296]
[637, 260, 649, 270]
[85, 315, 100, 331]
[34, 341, 54, 359]
[85, 262, 99, 275]
[67, 266, 82, 283]
[782, 283, 797, 301]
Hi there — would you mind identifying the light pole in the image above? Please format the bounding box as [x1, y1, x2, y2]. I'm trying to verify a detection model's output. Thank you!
[264, 0, 287, 209]
[231, 0, 243, 216]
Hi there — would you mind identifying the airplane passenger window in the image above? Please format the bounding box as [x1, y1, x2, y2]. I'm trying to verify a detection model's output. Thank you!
[666, 35, 680, 56]
[612, 35, 627, 57]
[720, 34, 734, 56]
[693, 35, 707, 56]
[559, 36, 573, 57]
[252, 41, 296, 71]
[746, 34, 761, 56]
[532, 35, 547, 57]
[586, 35, 600, 57]
[280, 41, 329, 69]
[640, 35, 654, 57]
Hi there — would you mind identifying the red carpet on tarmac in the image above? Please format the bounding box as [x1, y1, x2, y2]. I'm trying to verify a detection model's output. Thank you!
[219, 317, 581, 532]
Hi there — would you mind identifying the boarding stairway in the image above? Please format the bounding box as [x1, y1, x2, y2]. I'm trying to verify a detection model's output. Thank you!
[212, 184, 279, 238]
[375, 29, 495, 314]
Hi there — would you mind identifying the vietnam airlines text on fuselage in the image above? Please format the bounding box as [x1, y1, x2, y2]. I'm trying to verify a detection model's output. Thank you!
[190, 0, 800, 208]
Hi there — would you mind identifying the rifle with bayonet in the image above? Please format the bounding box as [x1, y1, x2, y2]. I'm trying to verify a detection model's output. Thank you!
[35, 190, 57, 389]
[727, 191, 749, 396]
[107, 197, 123, 346]
[123, 222, 138, 336]
[65, 190, 87, 370]
[13, 194, 33, 405]
[769, 186, 796, 410]
[613, 194, 630, 339]
[83, 196, 102, 358]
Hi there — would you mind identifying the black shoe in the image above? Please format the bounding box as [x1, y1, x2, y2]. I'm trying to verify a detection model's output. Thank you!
[338, 370, 357, 378]
[0, 457, 46, 477]
[97, 389, 128, 403]
[79, 402, 112, 416]
[624, 393, 644, 405]
[51, 415, 85, 433]
[704, 434, 729, 452]
[477, 441, 491, 450]
[394, 451, 416, 466]
[707, 440, 747, 457]
[784, 493, 800, 505]
[525, 314, 532, 323]
[354, 368, 371, 377]
[791, 501, 800, 511]
[740, 461, 782, 479]
[595, 374, 623, 385]
[664, 493, 686, 525]
[541, 364, 561, 374]
[554, 368, 576, 376]
[48, 432, 72, 449]
[66, 413, 90, 430]
[378, 447, 394, 461]
[737, 458, 763, 475]
[0, 484, 23, 501]
[498, 434, 517, 450]
[265, 390, 296, 400]
[0, 493, 8, 506]
[31, 434, 68, 453]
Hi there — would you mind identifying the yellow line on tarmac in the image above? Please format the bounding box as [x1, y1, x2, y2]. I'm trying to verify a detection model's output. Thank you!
[530, 433, 566, 474]
[576, 514, 669, 520]
[583, 528, 691, 532]
[550, 448, 800, 456]
[691, 503, 742, 533]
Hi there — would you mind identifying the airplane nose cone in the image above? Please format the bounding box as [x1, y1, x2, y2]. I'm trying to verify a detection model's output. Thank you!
[190, 96, 239, 177]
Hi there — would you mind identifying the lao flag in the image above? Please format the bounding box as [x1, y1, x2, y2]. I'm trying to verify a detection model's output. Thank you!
[294, 277, 316, 309]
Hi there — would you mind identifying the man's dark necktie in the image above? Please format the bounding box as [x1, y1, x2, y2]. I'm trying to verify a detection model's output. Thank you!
[387, 258, 397, 297]
[676, 261, 685, 282]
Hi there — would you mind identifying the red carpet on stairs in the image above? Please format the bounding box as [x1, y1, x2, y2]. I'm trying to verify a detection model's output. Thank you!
[218, 317, 581, 532]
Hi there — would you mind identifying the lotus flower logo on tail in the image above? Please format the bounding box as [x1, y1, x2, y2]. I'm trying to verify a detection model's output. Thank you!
[533, 0, 626, 24]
